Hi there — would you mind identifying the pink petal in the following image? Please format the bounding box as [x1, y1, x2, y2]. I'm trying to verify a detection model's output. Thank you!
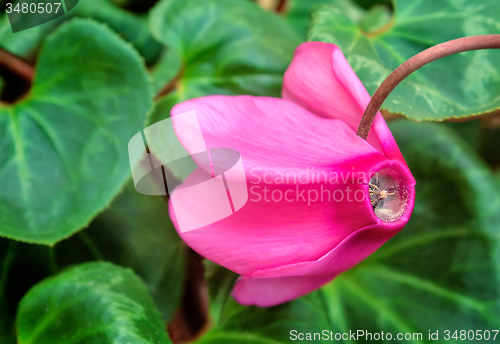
[168, 95, 396, 276]
[230, 160, 416, 307]
[171, 95, 387, 183]
[282, 42, 406, 166]
[169, 168, 383, 276]
[230, 222, 400, 307]
[248, 160, 415, 279]
[232, 275, 334, 307]
[250, 217, 407, 279]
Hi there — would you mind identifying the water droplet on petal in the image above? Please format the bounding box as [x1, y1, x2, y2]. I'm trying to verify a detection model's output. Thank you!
[369, 167, 409, 222]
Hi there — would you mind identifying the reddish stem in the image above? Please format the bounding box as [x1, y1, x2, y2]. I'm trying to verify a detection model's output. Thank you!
[357, 34, 500, 140]
[0, 48, 33, 83]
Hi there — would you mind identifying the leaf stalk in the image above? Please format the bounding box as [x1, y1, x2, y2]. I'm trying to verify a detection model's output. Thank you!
[357, 34, 500, 140]
[0, 48, 34, 83]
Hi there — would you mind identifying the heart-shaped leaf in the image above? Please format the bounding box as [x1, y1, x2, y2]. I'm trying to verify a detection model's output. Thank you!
[16, 262, 171, 344]
[0, 19, 152, 244]
[308, 0, 500, 121]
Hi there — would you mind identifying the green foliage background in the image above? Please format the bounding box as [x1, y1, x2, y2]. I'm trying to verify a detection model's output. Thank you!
[0, 0, 500, 343]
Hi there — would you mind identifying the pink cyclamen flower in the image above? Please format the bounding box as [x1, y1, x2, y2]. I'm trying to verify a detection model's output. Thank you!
[168, 42, 416, 307]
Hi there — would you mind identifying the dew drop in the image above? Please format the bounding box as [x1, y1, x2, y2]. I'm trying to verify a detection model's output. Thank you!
[369, 168, 409, 222]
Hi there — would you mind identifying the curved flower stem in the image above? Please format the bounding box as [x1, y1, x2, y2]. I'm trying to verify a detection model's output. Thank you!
[357, 34, 500, 140]
[0, 48, 34, 83]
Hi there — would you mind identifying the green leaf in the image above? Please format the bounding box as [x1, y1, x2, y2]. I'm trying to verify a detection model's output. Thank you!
[0, 19, 152, 244]
[0, 6, 63, 57]
[196, 122, 500, 343]
[308, 0, 500, 121]
[148, 95, 199, 181]
[75, 0, 162, 64]
[148, 0, 300, 179]
[203, 261, 239, 325]
[16, 262, 171, 344]
[358, 4, 392, 33]
[0, 0, 161, 64]
[283, 0, 339, 39]
[0, 180, 186, 329]
[149, 0, 301, 100]
[67, 181, 187, 321]
[149, 49, 183, 95]
[198, 295, 332, 344]
[283, 0, 392, 38]
[0, 240, 58, 344]
[198, 262, 331, 343]
[149, 0, 300, 98]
